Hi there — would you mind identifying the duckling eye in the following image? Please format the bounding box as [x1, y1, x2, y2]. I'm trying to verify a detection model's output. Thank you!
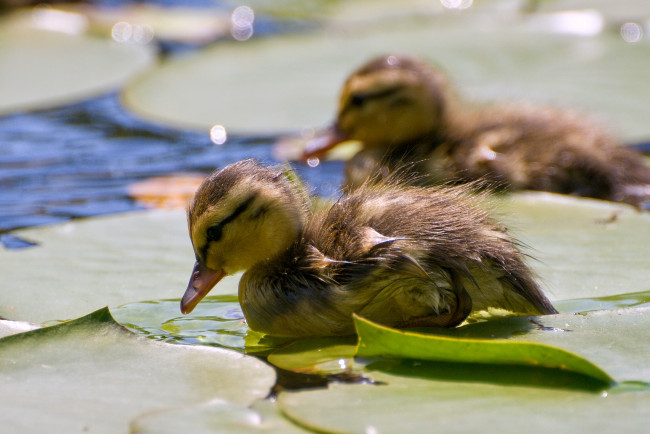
[205, 195, 256, 243]
[207, 224, 224, 242]
[350, 93, 366, 107]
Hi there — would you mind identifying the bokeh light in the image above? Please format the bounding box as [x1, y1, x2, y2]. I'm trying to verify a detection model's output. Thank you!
[547, 10, 604, 36]
[231, 6, 255, 41]
[31, 7, 88, 34]
[620, 22, 644, 43]
[440, 0, 473, 11]
[210, 125, 228, 145]
[111, 21, 155, 44]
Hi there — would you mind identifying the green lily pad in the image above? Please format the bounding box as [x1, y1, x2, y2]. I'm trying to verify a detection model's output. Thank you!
[130, 398, 308, 433]
[441, 307, 650, 383]
[266, 336, 358, 375]
[0, 209, 196, 323]
[122, 14, 650, 141]
[354, 315, 613, 384]
[0, 12, 155, 115]
[0, 307, 275, 433]
[497, 192, 650, 301]
[555, 290, 650, 313]
[277, 366, 650, 434]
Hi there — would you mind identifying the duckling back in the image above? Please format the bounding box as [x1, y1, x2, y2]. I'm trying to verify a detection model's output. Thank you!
[239, 175, 556, 337]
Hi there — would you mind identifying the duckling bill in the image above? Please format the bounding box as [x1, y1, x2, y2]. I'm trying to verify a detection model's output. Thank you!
[181, 159, 556, 337]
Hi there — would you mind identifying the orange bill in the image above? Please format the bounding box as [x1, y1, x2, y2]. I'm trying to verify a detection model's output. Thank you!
[301, 126, 348, 160]
[180, 261, 227, 314]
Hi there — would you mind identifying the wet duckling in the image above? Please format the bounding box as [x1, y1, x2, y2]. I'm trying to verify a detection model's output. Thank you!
[304, 54, 650, 208]
[180, 159, 556, 337]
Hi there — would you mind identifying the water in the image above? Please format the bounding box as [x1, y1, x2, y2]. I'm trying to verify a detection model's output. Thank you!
[0, 92, 344, 236]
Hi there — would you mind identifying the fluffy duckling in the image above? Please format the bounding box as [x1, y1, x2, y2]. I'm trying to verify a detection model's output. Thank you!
[304, 54, 650, 208]
[180, 159, 556, 337]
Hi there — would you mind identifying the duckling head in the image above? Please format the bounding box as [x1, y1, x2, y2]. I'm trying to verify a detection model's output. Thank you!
[304, 54, 451, 159]
[181, 159, 306, 314]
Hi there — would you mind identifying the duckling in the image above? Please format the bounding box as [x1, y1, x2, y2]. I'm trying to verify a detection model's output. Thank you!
[303, 54, 650, 208]
[180, 159, 556, 337]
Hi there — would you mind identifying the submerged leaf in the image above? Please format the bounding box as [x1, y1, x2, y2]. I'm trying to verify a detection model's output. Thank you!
[353, 314, 614, 384]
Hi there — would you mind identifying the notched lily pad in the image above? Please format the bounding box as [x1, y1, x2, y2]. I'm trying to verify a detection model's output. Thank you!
[0, 307, 275, 433]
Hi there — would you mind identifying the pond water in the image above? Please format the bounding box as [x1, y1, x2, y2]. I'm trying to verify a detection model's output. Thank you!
[0, 92, 344, 235]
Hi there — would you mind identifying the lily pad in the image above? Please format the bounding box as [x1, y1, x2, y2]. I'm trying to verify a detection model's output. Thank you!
[276, 308, 650, 433]
[0, 13, 155, 115]
[0, 307, 275, 433]
[130, 398, 308, 433]
[354, 315, 614, 384]
[122, 14, 650, 140]
[0, 209, 197, 323]
[266, 336, 358, 375]
[497, 192, 650, 301]
[277, 366, 650, 434]
[441, 307, 650, 383]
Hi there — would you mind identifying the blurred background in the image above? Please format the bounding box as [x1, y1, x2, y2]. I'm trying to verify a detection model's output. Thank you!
[1, 0, 649, 243]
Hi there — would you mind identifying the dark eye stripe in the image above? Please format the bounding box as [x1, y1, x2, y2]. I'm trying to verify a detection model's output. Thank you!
[347, 86, 403, 108]
[207, 195, 256, 243]
[199, 195, 256, 262]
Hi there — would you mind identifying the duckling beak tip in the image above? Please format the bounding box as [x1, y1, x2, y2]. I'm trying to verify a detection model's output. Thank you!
[302, 127, 347, 160]
[180, 262, 226, 314]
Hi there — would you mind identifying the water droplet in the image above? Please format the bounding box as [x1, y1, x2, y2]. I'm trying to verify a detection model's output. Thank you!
[307, 157, 320, 168]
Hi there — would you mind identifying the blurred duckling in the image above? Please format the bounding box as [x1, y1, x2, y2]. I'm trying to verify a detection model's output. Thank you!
[180, 159, 556, 338]
[303, 54, 650, 208]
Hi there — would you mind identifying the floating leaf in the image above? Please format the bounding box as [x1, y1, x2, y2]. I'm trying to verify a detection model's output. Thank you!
[0, 210, 199, 323]
[0, 14, 155, 115]
[130, 398, 308, 433]
[497, 192, 650, 302]
[127, 173, 206, 210]
[277, 365, 650, 434]
[122, 16, 650, 141]
[0, 307, 275, 433]
[267, 337, 358, 375]
[354, 314, 614, 384]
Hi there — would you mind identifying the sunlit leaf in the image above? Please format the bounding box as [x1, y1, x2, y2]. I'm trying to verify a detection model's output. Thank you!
[0, 209, 200, 323]
[277, 366, 650, 434]
[0, 14, 155, 115]
[267, 337, 358, 375]
[0, 307, 275, 433]
[122, 16, 650, 141]
[354, 314, 614, 384]
[128, 173, 206, 210]
[497, 192, 650, 302]
[130, 398, 308, 433]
